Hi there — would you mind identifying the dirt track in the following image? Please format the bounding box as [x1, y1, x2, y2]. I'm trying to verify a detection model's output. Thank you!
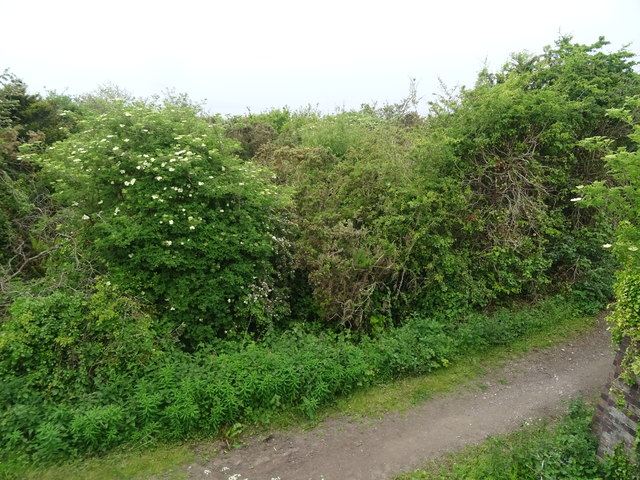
[178, 320, 614, 480]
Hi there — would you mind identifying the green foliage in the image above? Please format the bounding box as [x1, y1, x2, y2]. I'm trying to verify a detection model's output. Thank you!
[0, 279, 161, 400]
[580, 97, 640, 380]
[248, 36, 637, 328]
[30, 100, 293, 344]
[0, 73, 79, 309]
[224, 108, 291, 159]
[0, 293, 595, 465]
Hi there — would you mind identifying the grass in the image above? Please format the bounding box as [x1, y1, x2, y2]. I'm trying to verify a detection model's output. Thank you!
[5, 310, 604, 480]
[3, 445, 194, 480]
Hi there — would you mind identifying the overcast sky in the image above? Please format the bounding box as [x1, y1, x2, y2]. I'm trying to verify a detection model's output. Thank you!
[2, 0, 639, 115]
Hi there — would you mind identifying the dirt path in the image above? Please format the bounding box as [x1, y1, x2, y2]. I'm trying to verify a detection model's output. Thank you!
[180, 321, 614, 480]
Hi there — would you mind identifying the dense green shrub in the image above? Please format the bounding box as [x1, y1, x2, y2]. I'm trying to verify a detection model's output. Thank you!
[249, 37, 637, 329]
[0, 280, 161, 400]
[30, 100, 294, 345]
[580, 97, 640, 380]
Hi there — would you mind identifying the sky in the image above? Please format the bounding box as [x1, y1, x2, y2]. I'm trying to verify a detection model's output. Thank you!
[1, 0, 639, 116]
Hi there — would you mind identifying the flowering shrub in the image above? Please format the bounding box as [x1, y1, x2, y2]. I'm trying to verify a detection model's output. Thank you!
[580, 97, 640, 379]
[31, 100, 292, 345]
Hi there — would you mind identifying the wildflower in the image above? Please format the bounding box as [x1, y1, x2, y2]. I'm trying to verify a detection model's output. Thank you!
[602, 244, 613, 248]
[190, 225, 195, 230]
[165, 240, 172, 246]
[198, 181, 204, 186]
[128, 253, 134, 258]
[570, 197, 582, 202]
[151, 194, 159, 200]
[156, 176, 163, 181]
[98, 200, 103, 205]
[129, 178, 136, 185]
[220, 209, 224, 213]
[113, 146, 120, 151]
[170, 306, 176, 311]
[169, 220, 174, 225]
[114, 207, 120, 215]
[124, 112, 132, 117]
[168, 167, 175, 172]
[82, 214, 90, 220]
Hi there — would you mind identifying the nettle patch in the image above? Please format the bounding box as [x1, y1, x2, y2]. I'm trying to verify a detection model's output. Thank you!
[30, 101, 293, 346]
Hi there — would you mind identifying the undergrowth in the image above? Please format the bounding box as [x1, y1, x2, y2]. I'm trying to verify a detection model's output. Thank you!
[0, 294, 601, 476]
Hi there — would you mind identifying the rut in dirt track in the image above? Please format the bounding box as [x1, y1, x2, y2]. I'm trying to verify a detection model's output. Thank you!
[178, 320, 614, 480]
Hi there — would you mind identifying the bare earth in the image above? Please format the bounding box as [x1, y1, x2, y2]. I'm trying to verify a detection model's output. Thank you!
[180, 321, 614, 480]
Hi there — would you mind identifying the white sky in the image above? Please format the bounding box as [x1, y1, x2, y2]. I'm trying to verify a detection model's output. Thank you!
[1, 0, 639, 115]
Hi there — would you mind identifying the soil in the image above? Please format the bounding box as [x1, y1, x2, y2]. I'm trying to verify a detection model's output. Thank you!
[176, 320, 614, 480]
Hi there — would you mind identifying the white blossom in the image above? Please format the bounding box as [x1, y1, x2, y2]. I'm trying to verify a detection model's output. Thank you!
[570, 197, 582, 202]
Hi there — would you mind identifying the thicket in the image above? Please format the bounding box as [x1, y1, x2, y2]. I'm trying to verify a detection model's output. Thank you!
[1, 36, 639, 468]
